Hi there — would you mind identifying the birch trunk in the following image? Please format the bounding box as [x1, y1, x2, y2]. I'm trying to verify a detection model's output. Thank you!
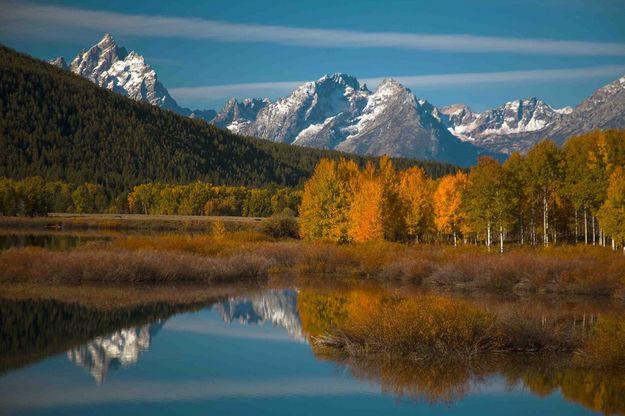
[584, 207, 588, 245]
[543, 188, 549, 247]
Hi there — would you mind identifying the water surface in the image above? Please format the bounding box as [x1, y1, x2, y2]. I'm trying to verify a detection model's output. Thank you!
[0, 288, 621, 415]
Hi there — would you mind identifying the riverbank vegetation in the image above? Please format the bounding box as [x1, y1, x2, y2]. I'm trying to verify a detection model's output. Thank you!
[1, 233, 624, 297]
[299, 289, 625, 370]
[300, 130, 625, 251]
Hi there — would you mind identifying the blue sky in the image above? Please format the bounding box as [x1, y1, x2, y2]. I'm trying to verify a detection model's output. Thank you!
[1, 0, 625, 112]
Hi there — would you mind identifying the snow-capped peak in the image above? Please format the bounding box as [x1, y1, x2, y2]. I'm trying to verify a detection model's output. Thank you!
[97, 33, 116, 48]
[443, 96, 560, 142]
[53, 34, 201, 115]
[317, 73, 360, 90]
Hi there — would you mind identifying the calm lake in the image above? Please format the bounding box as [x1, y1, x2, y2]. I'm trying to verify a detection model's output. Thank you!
[0, 232, 111, 251]
[1, 286, 622, 416]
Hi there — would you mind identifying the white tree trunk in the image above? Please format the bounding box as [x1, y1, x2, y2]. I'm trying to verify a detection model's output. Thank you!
[543, 189, 549, 247]
[500, 225, 504, 254]
[584, 207, 588, 245]
[592, 216, 596, 246]
[574, 208, 578, 242]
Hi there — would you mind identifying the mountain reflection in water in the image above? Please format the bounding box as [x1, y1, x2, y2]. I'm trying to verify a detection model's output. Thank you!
[214, 289, 304, 341]
[67, 322, 164, 384]
[1, 287, 624, 415]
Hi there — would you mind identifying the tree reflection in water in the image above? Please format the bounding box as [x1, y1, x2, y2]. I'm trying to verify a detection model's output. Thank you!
[298, 287, 625, 415]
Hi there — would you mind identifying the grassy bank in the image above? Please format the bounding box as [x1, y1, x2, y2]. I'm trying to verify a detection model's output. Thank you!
[0, 246, 269, 284]
[1, 233, 624, 296]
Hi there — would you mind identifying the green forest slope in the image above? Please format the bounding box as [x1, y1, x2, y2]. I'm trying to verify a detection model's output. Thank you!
[0, 44, 458, 197]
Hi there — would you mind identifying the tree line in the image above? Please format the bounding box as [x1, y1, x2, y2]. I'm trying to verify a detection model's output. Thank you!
[299, 130, 625, 252]
[127, 182, 301, 217]
[0, 176, 302, 218]
[0, 177, 107, 216]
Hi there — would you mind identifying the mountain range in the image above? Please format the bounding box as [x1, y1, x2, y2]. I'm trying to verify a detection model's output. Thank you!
[50, 34, 625, 164]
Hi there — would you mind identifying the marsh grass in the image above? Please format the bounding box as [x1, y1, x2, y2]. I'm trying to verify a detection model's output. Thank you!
[0, 246, 269, 284]
[2, 232, 624, 294]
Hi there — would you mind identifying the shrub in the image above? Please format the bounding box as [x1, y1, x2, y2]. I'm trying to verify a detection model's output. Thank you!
[262, 208, 299, 239]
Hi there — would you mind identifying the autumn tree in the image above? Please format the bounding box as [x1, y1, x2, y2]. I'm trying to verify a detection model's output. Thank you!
[378, 156, 405, 241]
[398, 167, 434, 242]
[434, 171, 468, 246]
[299, 158, 359, 242]
[525, 140, 563, 246]
[463, 157, 517, 252]
[348, 163, 385, 242]
[597, 167, 625, 253]
[71, 183, 106, 213]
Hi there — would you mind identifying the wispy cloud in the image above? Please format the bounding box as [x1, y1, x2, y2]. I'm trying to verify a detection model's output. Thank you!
[3, 2, 625, 56]
[169, 65, 625, 103]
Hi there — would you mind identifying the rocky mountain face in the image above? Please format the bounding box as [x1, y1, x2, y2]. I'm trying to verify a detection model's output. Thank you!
[219, 74, 485, 165]
[215, 73, 624, 159]
[49, 34, 213, 121]
[437, 77, 625, 154]
[48, 34, 625, 161]
[212, 97, 270, 130]
[547, 75, 625, 145]
[441, 98, 561, 141]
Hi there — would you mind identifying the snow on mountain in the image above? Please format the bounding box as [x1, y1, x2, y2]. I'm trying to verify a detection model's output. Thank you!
[219, 75, 484, 165]
[50, 34, 213, 121]
[441, 98, 561, 144]
[212, 97, 270, 130]
[214, 289, 304, 342]
[67, 322, 163, 384]
[48, 36, 625, 160]
[555, 106, 573, 115]
[48, 56, 68, 70]
[231, 73, 370, 146]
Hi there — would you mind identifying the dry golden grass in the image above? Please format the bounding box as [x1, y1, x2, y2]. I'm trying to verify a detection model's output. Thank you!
[2, 229, 624, 295]
[0, 246, 269, 284]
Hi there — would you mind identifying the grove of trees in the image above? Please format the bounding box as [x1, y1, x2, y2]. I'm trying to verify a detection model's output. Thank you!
[0, 177, 301, 218]
[299, 130, 625, 252]
[0, 177, 106, 216]
[127, 182, 301, 217]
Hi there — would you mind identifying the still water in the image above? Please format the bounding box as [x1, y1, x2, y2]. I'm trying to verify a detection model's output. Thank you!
[0, 232, 110, 251]
[0, 288, 619, 415]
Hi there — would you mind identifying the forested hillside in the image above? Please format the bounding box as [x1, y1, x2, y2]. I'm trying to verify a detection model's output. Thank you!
[0, 45, 458, 200]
